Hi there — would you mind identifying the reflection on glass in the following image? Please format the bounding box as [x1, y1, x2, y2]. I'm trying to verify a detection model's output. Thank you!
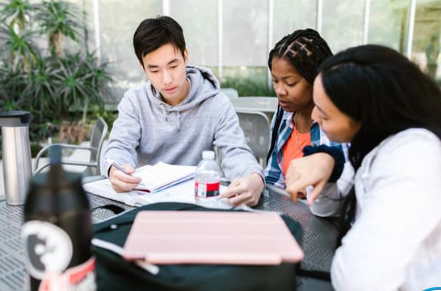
[98, 0, 160, 101]
[369, 0, 411, 52]
[321, 0, 365, 53]
[223, 0, 268, 67]
[170, 0, 218, 67]
[411, 0, 441, 82]
[219, 66, 274, 97]
[272, 0, 317, 48]
[63, 0, 440, 103]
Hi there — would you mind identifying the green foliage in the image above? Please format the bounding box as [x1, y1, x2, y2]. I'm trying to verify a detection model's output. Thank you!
[0, 61, 28, 109]
[0, 24, 37, 70]
[0, 0, 112, 144]
[36, 0, 82, 58]
[0, 0, 35, 32]
[222, 76, 274, 96]
[92, 105, 118, 133]
[220, 66, 275, 97]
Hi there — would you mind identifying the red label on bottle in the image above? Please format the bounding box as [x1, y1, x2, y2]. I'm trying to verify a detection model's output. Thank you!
[195, 182, 220, 198]
[38, 257, 96, 291]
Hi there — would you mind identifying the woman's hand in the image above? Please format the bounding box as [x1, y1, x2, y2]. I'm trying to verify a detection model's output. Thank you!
[285, 153, 334, 205]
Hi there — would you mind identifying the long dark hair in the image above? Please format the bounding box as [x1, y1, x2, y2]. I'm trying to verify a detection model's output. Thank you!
[267, 28, 333, 162]
[319, 44, 441, 245]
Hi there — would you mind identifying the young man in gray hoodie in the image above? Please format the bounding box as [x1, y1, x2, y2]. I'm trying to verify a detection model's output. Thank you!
[102, 16, 264, 206]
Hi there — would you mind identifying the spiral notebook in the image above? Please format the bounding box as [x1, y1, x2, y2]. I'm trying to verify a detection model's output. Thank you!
[123, 211, 304, 265]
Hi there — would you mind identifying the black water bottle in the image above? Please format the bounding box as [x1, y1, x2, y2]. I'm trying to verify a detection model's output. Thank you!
[21, 146, 96, 291]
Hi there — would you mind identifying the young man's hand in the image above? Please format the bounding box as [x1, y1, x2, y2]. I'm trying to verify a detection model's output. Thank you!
[220, 173, 264, 207]
[109, 164, 141, 193]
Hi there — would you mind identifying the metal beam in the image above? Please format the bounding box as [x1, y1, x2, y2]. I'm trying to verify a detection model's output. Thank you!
[218, 0, 223, 82]
[267, 0, 274, 92]
[92, 0, 101, 62]
[316, 0, 323, 33]
[163, 0, 170, 16]
[363, 0, 371, 44]
[406, 0, 417, 58]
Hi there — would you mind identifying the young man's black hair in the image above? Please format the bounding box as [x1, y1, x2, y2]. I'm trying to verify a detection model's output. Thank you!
[133, 15, 186, 67]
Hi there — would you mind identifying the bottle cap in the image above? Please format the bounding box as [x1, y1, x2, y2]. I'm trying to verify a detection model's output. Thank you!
[202, 150, 215, 160]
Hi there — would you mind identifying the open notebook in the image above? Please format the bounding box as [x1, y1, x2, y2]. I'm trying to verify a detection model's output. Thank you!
[123, 211, 304, 265]
[132, 162, 196, 192]
[83, 175, 232, 209]
[84, 162, 196, 206]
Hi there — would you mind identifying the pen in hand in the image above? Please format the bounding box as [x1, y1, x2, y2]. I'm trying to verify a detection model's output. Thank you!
[106, 158, 132, 176]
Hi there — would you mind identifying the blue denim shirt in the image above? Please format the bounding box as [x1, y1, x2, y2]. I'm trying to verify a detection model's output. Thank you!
[264, 110, 349, 188]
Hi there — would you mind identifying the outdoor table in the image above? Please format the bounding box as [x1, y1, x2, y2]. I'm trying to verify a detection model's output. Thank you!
[0, 184, 337, 291]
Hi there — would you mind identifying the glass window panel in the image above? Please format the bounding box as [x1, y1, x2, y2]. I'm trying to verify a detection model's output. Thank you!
[411, 0, 441, 82]
[98, 0, 161, 101]
[272, 0, 317, 49]
[221, 0, 270, 96]
[321, 0, 365, 53]
[223, 0, 268, 66]
[48, 0, 438, 101]
[369, 0, 411, 52]
[78, 0, 97, 55]
[169, 0, 218, 67]
[221, 66, 274, 96]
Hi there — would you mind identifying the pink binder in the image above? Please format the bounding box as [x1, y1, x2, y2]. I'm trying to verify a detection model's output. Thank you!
[123, 211, 304, 265]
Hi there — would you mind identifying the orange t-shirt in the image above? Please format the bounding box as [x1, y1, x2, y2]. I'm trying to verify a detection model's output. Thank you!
[282, 126, 311, 175]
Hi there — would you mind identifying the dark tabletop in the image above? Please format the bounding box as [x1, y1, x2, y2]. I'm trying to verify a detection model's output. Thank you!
[0, 185, 337, 291]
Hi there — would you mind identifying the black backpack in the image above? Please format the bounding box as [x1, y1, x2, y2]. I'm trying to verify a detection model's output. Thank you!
[92, 202, 303, 291]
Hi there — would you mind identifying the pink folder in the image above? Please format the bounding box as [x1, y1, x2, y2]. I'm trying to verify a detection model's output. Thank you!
[123, 211, 304, 265]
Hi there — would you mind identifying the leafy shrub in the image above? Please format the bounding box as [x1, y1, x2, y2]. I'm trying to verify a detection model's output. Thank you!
[0, 0, 112, 145]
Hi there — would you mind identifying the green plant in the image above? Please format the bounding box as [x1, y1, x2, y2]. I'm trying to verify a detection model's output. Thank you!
[217, 66, 275, 97]
[25, 56, 57, 117]
[0, 0, 34, 32]
[0, 0, 37, 70]
[36, 0, 82, 59]
[0, 61, 29, 110]
[0, 25, 37, 70]
[0, 0, 112, 145]
[52, 52, 110, 121]
[222, 77, 274, 96]
[92, 105, 118, 133]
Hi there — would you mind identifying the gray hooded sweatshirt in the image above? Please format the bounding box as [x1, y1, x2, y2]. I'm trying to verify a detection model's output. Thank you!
[102, 66, 263, 181]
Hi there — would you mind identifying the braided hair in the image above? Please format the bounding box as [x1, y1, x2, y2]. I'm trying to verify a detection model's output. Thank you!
[266, 29, 333, 162]
[268, 28, 333, 85]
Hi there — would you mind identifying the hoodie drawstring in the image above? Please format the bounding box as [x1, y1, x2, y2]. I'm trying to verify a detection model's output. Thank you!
[160, 102, 181, 132]
[177, 111, 181, 132]
[160, 103, 168, 122]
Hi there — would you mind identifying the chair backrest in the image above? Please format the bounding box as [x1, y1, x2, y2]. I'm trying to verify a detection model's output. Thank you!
[86, 117, 108, 176]
[220, 88, 239, 99]
[236, 110, 271, 167]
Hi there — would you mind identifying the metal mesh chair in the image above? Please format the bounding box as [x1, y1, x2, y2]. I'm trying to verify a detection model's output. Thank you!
[220, 88, 239, 99]
[236, 110, 271, 167]
[34, 117, 108, 176]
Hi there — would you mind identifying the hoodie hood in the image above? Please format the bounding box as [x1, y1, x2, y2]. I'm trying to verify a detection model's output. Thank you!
[148, 65, 220, 112]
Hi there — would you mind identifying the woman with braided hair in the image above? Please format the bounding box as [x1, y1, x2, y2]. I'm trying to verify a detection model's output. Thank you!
[264, 29, 349, 214]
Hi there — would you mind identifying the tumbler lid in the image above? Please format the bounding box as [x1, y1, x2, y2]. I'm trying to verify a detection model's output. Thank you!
[0, 111, 31, 127]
